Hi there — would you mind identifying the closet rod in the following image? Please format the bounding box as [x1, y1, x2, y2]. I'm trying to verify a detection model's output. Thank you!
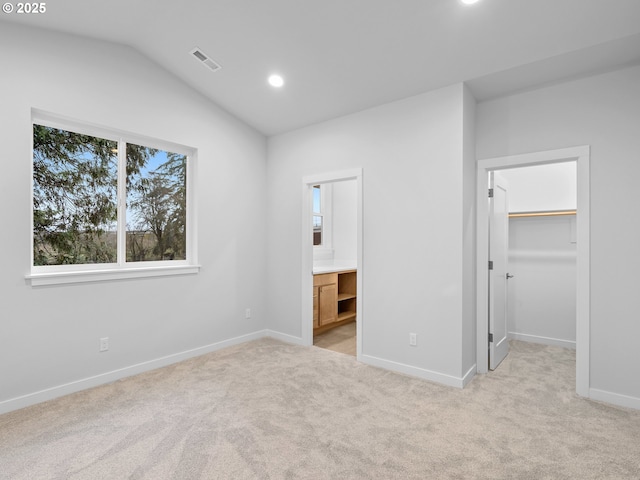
[508, 210, 576, 218]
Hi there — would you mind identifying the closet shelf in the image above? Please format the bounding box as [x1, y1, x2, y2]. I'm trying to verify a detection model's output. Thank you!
[509, 210, 576, 218]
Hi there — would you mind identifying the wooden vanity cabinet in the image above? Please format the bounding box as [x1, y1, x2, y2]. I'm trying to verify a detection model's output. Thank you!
[313, 270, 356, 334]
[313, 286, 319, 328]
[313, 273, 338, 327]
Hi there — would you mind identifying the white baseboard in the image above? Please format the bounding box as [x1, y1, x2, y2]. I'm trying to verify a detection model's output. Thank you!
[266, 331, 478, 388]
[508, 332, 576, 350]
[0, 330, 268, 416]
[590, 388, 640, 411]
[360, 354, 470, 389]
[19, 327, 634, 418]
[462, 364, 477, 387]
[264, 330, 305, 346]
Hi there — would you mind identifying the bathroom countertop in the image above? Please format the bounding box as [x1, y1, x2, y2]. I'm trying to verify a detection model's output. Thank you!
[312, 263, 356, 274]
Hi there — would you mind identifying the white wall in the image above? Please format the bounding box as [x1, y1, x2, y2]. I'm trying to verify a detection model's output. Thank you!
[0, 23, 268, 412]
[500, 162, 577, 212]
[508, 216, 577, 348]
[331, 180, 357, 263]
[267, 83, 476, 385]
[476, 64, 640, 404]
[499, 163, 577, 348]
[462, 85, 477, 374]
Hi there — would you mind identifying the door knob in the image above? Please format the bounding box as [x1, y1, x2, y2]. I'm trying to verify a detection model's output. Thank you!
[506, 273, 514, 279]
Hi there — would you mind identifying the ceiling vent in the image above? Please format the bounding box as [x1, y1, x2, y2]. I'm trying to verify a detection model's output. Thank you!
[189, 47, 222, 72]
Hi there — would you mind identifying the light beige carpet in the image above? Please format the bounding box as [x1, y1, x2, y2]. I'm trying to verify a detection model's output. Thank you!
[1, 339, 639, 479]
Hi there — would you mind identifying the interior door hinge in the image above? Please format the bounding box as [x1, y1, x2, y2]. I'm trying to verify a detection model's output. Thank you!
[488, 188, 494, 198]
[488, 333, 494, 343]
[488, 260, 494, 270]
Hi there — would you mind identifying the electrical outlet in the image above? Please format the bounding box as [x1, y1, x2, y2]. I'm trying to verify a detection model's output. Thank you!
[245, 308, 251, 319]
[409, 333, 417, 346]
[99, 337, 109, 352]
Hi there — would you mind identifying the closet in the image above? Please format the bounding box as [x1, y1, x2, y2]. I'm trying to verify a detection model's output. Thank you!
[500, 162, 577, 349]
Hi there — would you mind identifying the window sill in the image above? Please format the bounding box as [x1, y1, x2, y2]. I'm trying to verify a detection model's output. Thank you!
[26, 264, 200, 287]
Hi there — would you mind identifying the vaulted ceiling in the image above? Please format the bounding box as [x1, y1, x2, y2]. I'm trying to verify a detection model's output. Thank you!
[4, 0, 640, 135]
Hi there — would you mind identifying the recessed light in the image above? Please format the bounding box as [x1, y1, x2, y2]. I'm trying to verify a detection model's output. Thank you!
[461, 0, 480, 4]
[268, 74, 284, 88]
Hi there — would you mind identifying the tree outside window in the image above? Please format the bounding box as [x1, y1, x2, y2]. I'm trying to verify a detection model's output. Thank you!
[33, 124, 188, 267]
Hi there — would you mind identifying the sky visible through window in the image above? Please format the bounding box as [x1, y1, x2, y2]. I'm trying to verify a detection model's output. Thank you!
[313, 185, 321, 213]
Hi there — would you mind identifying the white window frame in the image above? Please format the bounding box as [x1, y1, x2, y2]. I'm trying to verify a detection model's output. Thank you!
[27, 109, 199, 286]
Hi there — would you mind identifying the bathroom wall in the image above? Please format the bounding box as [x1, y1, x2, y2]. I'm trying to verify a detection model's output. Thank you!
[331, 180, 358, 265]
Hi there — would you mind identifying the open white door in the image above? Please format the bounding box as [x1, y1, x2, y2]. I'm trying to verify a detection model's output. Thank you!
[489, 171, 510, 370]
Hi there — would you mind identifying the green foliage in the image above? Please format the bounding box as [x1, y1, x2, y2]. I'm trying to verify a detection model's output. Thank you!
[126, 147, 187, 262]
[33, 124, 118, 265]
[33, 125, 187, 266]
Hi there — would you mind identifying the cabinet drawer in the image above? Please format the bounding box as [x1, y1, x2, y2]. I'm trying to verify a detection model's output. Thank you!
[313, 273, 337, 287]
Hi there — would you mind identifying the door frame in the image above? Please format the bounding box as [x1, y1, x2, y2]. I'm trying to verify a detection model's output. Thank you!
[476, 146, 590, 397]
[301, 168, 363, 359]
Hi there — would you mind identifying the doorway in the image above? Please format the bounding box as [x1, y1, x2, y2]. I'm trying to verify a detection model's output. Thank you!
[476, 146, 590, 398]
[301, 169, 363, 360]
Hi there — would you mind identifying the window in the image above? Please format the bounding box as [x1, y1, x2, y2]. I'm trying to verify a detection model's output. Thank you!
[311, 184, 332, 257]
[312, 185, 323, 246]
[29, 111, 198, 285]
[125, 143, 187, 262]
